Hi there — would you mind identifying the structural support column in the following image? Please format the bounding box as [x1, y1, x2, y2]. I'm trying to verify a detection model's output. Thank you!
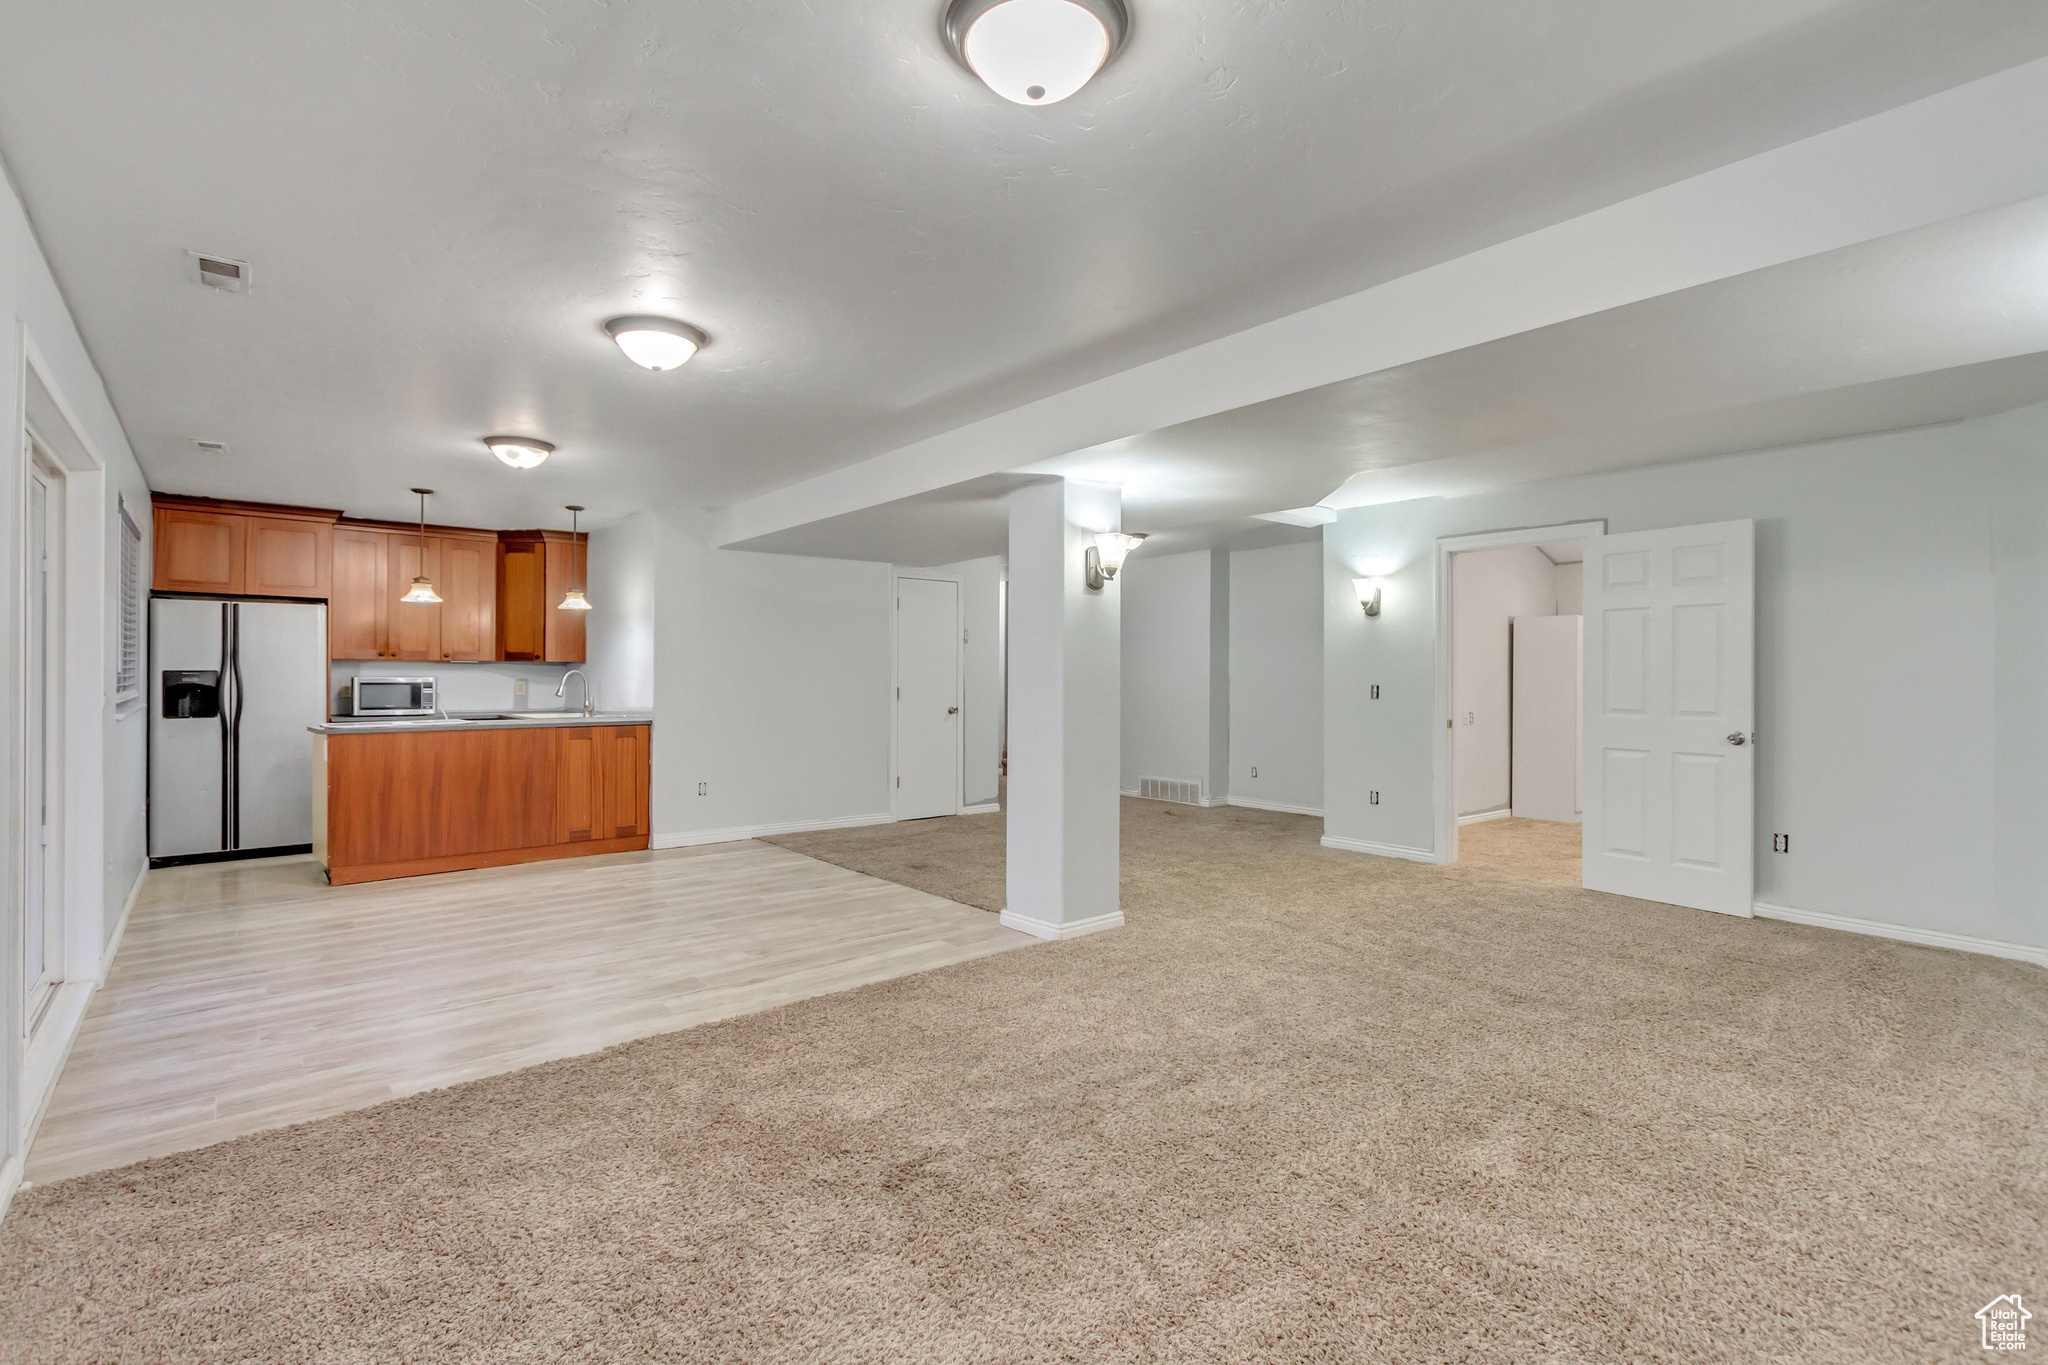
[1002, 478, 1124, 940]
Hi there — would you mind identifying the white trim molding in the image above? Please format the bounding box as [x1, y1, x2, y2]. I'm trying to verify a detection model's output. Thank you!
[0, 1152, 20, 1223]
[1753, 902, 2048, 969]
[1229, 795, 1324, 818]
[654, 812, 895, 849]
[998, 908, 1125, 941]
[1320, 834, 1439, 864]
[1458, 808, 1513, 826]
[961, 802, 1001, 816]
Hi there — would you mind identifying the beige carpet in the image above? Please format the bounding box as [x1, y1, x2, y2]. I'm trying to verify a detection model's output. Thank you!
[5, 801, 2044, 1362]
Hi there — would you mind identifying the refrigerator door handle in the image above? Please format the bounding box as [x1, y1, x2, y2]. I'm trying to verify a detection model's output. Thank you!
[230, 602, 245, 849]
[219, 602, 232, 850]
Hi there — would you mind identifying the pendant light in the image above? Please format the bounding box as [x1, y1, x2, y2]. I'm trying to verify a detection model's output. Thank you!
[399, 488, 442, 604]
[943, 0, 1129, 106]
[558, 505, 592, 611]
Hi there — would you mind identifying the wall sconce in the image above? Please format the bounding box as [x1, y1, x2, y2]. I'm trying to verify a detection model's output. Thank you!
[1085, 532, 1146, 590]
[1353, 578, 1382, 616]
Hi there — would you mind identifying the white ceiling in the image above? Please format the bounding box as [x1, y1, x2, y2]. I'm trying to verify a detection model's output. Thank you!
[739, 193, 2048, 560]
[4, 1, 2047, 529]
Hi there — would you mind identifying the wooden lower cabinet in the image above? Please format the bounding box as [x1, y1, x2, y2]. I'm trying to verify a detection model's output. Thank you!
[317, 724, 650, 884]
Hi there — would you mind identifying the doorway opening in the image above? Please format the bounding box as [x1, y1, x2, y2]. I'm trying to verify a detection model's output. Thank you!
[1446, 538, 1584, 885]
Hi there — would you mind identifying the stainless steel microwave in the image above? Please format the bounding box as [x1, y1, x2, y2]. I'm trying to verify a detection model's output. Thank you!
[349, 676, 437, 717]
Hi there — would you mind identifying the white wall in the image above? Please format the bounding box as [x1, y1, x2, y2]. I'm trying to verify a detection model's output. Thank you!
[1229, 540, 1323, 814]
[585, 508, 658, 713]
[1120, 549, 1221, 799]
[620, 508, 893, 842]
[1554, 560, 1584, 614]
[1450, 545, 1555, 817]
[1, 161, 153, 1214]
[1324, 407, 2048, 954]
[921, 556, 1004, 809]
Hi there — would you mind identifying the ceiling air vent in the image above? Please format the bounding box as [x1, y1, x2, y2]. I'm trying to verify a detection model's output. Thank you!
[1138, 777, 1203, 806]
[187, 251, 250, 293]
[191, 439, 228, 456]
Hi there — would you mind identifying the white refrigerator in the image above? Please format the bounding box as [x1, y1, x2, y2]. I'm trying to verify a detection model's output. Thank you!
[149, 598, 328, 863]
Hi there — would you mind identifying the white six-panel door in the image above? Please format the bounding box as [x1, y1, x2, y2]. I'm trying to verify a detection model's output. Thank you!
[895, 577, 962, 821]
[1582, 520, 1755, 917]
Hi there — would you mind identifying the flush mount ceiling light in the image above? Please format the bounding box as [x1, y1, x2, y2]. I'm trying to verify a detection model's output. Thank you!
[604, 316, 708, 371]
[399, 489, 443, 605]
[485, 436, 554, 470]
[944, 0, 1129, 106]
[558, 506, 592, 611]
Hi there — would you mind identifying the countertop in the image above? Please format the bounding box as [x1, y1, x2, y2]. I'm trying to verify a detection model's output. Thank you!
[310, 711, 654, 735]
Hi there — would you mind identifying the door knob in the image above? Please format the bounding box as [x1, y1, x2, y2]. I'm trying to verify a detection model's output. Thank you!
[1726, 732, 1747, 746]
[947, 706, 959, 714]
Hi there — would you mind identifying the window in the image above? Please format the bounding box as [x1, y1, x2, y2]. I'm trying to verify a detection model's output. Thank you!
[115, 495, 143, 707]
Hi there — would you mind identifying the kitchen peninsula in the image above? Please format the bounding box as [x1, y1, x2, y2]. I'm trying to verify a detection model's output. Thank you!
[311, 712, 652, 884]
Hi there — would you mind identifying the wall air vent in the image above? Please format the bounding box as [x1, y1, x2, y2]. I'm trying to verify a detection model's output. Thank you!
[1138, 777, 1203, 806]
[188, 251, 250, 293]
[192, 439, 229, 455]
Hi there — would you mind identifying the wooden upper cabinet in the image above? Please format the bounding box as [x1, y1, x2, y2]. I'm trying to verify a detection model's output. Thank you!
[246, 516, 331, 598]
[436, 535, 496, 662]
[151, 495, 341, 599]
[329, 527, 390, 660]
[385, 534, 442, 662]
[497, 530, 587, 663]
[153, 505, 245, 594]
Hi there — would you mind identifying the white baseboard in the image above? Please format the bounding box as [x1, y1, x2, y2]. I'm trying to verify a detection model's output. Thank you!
[1458, 808, 1511, 826]
[99, 862, 147, 982]
[1228, 795, 1325, 817]
[653, 811, 894, 850]
[1752, 901, 2048, 968]
[1320, 833, 1441, 864]
[997, 908, 1125, 941]
[961, 802, 1001, 815]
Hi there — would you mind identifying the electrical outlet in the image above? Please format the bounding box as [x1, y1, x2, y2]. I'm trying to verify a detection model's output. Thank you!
[1370, 684, 1380, 700]
[1250, 766, 1258, 778]
[513, 678, 527, 699]
[1464, 711, 1476, 726]
[697, 782, 708, 797]
[1773, 833, 1789, 853]
[1370, 790, 1380, 805]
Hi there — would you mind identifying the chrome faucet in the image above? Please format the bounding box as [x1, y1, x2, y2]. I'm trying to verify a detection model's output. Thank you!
[555, 670, 594, 717]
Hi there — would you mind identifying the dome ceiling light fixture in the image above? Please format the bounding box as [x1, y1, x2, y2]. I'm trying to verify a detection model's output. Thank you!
[485, 436, 554, 470]
[943, 0, 1129, 106]
[604, 315, 709, 371]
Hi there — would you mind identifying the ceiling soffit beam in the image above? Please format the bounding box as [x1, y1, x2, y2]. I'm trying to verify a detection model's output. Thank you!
[716, 55, 2048, 549]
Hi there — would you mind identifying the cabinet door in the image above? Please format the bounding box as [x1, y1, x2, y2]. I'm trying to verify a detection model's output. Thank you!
[246, 517, 331, 598]
[329, 528, 389, 660]
[154, 507, 245, 594]
[386, 535, 442, 661]
[497, 542, 546, 661]
[544, 537, 587, 663]
[437, 536, 496, 662]
[555, 727, 606, 842]
[605, 726, 650, 838]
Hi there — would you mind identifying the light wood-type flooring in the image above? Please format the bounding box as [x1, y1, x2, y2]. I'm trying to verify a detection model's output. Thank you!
[26, 842, 1032, 1184]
